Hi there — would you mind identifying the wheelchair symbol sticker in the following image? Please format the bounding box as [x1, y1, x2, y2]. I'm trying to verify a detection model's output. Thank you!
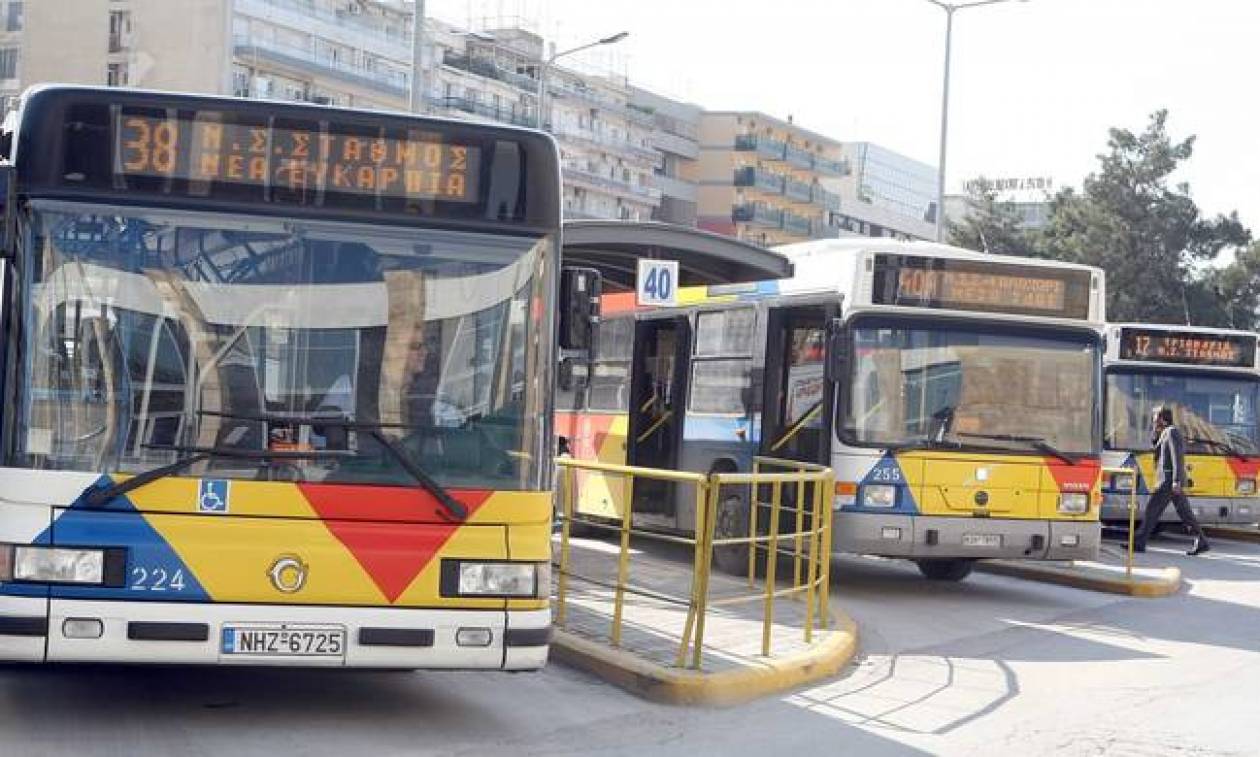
[198, 479, 230, 514]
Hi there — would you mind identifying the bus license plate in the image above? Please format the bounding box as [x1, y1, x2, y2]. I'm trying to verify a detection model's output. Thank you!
[963, 533, 1002, 548]
[221, 625, 346, 658]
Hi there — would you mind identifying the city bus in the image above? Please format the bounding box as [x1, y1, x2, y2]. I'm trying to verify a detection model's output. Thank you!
[0, 86, 571, 668]
[557, 239, 1106, 580]
[1102, 323, 1260, 529]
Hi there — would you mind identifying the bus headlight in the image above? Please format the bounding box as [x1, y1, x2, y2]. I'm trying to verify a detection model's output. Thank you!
[1111, 473, 1135, 492]
[1058, 493, 1090, 515]
[10, 546, 106, 584]
[861, 484, 897, 508]
[1237, 479, 1256, 495]
[443, 560, 549, 598]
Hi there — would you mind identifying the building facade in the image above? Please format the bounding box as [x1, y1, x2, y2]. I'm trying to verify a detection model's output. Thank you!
[826, 141, 937, 241]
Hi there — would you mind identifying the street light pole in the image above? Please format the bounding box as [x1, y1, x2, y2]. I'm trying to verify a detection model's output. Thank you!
[409, 0, 425, 113]
[535, 31, 630, 131]
[924, 0, 1026, 242]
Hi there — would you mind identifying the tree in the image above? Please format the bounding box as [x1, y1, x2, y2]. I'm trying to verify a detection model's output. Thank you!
[1040, 110, 1251, 325]
[946, 178, 1040, 258]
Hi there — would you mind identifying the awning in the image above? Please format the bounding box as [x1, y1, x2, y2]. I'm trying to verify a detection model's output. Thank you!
[561, 220, 792, 291]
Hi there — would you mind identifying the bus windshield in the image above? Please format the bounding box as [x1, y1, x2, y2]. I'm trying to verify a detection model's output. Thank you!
[1106, 370, 1260, 455]
[14, 204, 550, 489]
[843, 322, 1098, 455]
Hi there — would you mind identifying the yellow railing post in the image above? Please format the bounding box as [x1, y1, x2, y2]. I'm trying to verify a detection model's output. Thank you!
[676, 478, 709, 668]
[556, 463, 574, 624]
[1126, 473, 1138, 582]
[761, 480, 783, 657]
[610, 472, 635, 648]
[690, 476, 721, 670]
[747, 460, 759, 587]
[803, 472, 823, 643]
[793, 473, 806, 592]
[818, 471, 835, 628]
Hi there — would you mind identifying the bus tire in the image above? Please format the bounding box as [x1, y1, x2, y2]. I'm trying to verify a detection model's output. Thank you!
[712, 493, 751, 577]
[914, 558, 975, 581]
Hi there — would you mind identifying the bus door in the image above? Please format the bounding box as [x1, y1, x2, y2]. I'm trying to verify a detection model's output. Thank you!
[628, 316, 691, 518]
[760, 305, 834, 465]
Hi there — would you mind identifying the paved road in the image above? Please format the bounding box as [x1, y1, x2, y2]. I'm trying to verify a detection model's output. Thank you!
[4, 533, 1259, 756]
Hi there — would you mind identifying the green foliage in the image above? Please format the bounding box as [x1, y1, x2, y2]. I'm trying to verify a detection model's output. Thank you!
[945, 178, 1039, 258]
[954, 110, 1254, 327]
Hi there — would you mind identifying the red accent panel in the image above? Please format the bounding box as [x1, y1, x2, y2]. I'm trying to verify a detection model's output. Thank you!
[298, 485, 494, 603]
[1045, 457, 1102, 493]
[601, 291, 638, 316]
[1226, 458, 1260, 480]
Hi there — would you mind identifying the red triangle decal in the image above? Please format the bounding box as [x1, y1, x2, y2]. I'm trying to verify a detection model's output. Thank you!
[298, 484, 492, 603]
[1044, 456, 1102, 493]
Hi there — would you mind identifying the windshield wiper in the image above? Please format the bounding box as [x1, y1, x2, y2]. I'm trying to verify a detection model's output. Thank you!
[81, 446, 356, 507]
[955, 432, 1081, 465]
[197, 410, 469, 522]
[1187, 436, 1254, 462]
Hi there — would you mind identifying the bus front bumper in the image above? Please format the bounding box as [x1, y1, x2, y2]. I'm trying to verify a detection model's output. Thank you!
[833, 511, 1099, 561]
[0, 597, 550, 670]
[1101, 495, 1260, 526]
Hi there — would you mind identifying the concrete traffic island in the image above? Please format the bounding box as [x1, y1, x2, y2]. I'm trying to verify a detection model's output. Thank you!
[550, 537, 858, 706]
[975, 543, 1182, 597]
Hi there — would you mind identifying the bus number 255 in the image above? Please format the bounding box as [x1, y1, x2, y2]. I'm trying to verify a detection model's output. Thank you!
[130, 567, 187, 592]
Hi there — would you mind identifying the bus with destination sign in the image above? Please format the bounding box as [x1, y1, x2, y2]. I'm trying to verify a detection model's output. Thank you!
[1102, 323, 1260, 528]
[557, 238, 1107, 580]
[0, 86, 575, 668]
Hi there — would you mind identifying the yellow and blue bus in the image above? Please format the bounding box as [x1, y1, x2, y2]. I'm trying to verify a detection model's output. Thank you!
[1102, 323, 1260, 528]
[0, 86, 567, 668]
[558, 239, 1106, 580]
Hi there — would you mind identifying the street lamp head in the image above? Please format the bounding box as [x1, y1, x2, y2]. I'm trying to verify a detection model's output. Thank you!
[599, 31, 630, 45]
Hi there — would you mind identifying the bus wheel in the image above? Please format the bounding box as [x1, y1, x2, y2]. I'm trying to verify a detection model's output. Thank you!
[914, 558, 975, 581]
[712, 493, 751, 576]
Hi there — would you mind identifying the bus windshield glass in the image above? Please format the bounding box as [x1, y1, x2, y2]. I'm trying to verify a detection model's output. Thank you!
[14, 204, 550, 489]
[1106, 370, 1260, 455]
[844, 322, 1098, 455]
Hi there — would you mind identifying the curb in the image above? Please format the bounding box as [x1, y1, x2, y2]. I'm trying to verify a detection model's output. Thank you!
[976, 560, 1182, 598]
[1204, 526, 1260, 545]
[550, 610, 858, 707]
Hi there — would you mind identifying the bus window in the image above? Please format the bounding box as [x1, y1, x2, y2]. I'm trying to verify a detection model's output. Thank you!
[587, 316, 633, 412]
[689, 308, 755, 416]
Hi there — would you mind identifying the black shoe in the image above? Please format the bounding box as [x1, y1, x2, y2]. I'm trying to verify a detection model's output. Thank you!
[1132, 542, 1146, 554]
[1187, 539, 1211, 556]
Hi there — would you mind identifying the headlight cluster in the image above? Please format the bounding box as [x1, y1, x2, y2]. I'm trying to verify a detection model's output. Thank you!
[1237, 479, 1257, 495]
[1058, 493, 1090, 515]
[861, 484, 897, 508]
[442, 560, 550, 598]
[0, 545, 108, 585]
[1111, 473, 1136, 493]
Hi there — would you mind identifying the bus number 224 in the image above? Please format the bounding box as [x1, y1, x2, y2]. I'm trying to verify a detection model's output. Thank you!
[130, 567, 187, 592]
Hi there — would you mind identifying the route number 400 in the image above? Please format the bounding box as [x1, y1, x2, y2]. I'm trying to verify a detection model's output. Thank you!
[637, 259, 678, 307]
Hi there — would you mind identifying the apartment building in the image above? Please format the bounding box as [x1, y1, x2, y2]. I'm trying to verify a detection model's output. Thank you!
[827, 141, 937, 240]
[696, 111, 849, 247]
[631, 86, 701, 226]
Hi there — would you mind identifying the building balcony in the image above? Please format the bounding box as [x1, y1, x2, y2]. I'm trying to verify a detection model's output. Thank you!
[441, 51, 537, 93]
[430, 95, 533, 127]
[236, 0, 412, 60]
[552, 123, 659, 162]
[784, 178, 813, 203]
[734, 134, 787, 161]
[732, 202, 783, 227]
[548, 81, 654, 125]
[813, 186, 841, 211]
[815, 155, 851, 177]
[782, 211, 812, 237]
[650, 129, 699, 160]
[652, 174, 697, 202]
[811, 217, 843, 239]
[785, 144, 814, 170]
[233, 34, 408, 96]
[733, 166, 784, 194]
[562, 165, 662, 205]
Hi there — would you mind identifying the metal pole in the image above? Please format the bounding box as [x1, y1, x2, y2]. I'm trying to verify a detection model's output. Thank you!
[535, 60, 547, 130]
[935, 7, 953, 242]
[409, 0, 426, 113]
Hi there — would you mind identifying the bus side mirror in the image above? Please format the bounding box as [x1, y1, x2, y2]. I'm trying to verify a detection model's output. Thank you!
[557, 356, 589, 393]
[824, 317, 847, 383]
[559, 266, 601, 354]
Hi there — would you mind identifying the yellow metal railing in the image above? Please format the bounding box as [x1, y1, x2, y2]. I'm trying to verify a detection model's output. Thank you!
[553, 456, 835, 670]
[1101, 465, 1141, 580]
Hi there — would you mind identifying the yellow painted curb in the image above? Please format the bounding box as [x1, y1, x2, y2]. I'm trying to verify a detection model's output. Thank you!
[976, 560, 1181, 598]
[1204, 526, 1260, 545]
[550, 610, 858, 707]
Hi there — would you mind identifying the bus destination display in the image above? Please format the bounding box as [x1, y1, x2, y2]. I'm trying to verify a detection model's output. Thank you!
[115, 112, 480, 202]
[872, 255, 1092, 319]
[1119, 328, 1257, 368]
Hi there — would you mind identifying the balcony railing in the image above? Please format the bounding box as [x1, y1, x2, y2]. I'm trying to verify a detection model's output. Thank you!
[782, 212, 812, 236]
[548, 81, 654, 125]
[732, 202, 783, 227]
[233, 34, 408, 95]
[784, 178, 813, 203]
[552, 123, 659, 162]
[563, 165, 663, 203]
[785, 144, 814, 169]
[811, 217, 844, 239]
[430, 96, 533, 127]
[239, 0, 413, 51]
[733, 166, 785, 194]
[734, 134, 787, 161]
[815, 156, 851, 177]
[813, 186, 841, 211]
[442, 51, 537, 93]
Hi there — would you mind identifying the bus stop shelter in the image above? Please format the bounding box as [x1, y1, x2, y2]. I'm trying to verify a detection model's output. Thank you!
[561, 220, 793, 290]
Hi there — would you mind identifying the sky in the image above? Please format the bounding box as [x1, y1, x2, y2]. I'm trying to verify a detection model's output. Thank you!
[426, 0, 1260, 231]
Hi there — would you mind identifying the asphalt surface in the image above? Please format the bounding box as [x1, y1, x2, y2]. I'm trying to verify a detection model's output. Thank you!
[4, 532, 1259, 756]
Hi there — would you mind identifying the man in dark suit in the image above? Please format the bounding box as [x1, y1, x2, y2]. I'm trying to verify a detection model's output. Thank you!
[1134, 406, 1210, 556]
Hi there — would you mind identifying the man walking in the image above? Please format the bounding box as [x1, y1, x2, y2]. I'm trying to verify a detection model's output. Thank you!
[1134, 406, 1210, 556]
